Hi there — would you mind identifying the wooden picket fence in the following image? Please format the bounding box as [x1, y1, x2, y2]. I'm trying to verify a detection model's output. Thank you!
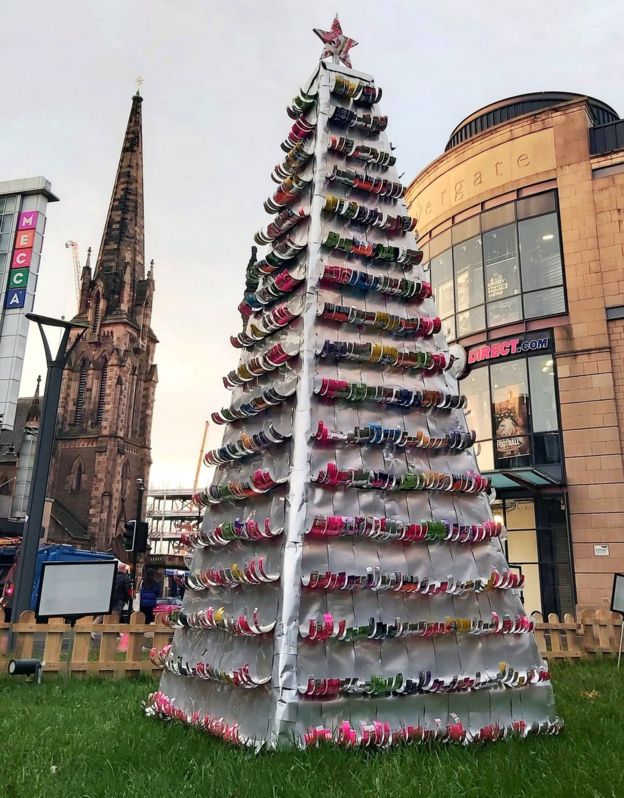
[0, 608, 622, 676]
[532, 608, 623, 661]
[0, 610, 174, 677]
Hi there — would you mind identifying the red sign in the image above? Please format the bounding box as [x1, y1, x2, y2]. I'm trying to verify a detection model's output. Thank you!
[17, 211, 39, 230]
[11, 248, 33, 269]
[468, 335, 549, 365]
[14, 229, 35, 249]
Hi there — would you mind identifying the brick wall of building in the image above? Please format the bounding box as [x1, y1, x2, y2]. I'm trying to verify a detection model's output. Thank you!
[406, 97, 624, 609]
[549, 107, 624, 607]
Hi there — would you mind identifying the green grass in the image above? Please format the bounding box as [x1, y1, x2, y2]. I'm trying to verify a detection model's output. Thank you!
[0, 662, 622, 798]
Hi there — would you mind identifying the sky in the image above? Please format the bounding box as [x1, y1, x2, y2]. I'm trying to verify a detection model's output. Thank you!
[3, 0, 624, 488]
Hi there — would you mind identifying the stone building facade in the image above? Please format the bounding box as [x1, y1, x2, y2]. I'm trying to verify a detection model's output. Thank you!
[406, 92, 624, 612]
[47, 92, 158, 552]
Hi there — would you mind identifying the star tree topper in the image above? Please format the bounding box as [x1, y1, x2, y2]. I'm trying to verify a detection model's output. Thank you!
[313, 14, 358, 69]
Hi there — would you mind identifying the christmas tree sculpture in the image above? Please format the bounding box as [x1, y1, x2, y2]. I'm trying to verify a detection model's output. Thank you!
[147, 17, 561, 748]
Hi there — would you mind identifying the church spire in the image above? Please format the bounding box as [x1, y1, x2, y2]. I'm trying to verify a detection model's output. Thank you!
[25, 375, 41, 429]
[93, 91, 145, 316]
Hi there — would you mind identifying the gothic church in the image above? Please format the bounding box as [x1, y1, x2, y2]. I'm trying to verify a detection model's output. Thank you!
[47, 91, 158, 552]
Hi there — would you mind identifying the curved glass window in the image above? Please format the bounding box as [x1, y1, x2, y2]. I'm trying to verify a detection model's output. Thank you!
[523, 285, 566, 318]
[430, 248, 454, 319]
[453, 235, 483, 311]
[425, 191, 565, 336]
[484, 224, 520, 301]
[487, 296, 522, 327]
[518, 212, 563, 293]
[456, 305, 485, 338]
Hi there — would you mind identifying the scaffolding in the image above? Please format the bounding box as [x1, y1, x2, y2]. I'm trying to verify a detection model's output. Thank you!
[145, 488, 199, 559]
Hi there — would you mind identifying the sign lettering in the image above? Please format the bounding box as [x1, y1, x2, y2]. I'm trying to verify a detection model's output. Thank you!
[468, 335, 550, 365]
[14, 229, 35, 249]
[8, 268, 29, 289]
[11, 249, 33, 269]
[6, 207, 42, 313]
[17, 211, 39, 230]
[5, 288, 26, 309]
[406, 129, 556, 232]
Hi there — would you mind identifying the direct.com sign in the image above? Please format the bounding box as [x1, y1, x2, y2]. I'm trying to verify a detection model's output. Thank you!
[467, 335, 550, 365]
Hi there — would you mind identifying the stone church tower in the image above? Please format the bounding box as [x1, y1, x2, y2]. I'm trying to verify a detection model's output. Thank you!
[47, 91, 158, 552]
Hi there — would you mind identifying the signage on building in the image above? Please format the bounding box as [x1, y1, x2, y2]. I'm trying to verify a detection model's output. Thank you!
[493, 380, 530, 461]
[0, 178, 56, 430]
[467, 334, 551, 366]
[5, 212, 39, 310]
[406, 128, 556, 231]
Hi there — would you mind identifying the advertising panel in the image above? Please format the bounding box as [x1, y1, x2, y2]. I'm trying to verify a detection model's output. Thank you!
[492, 379, 530, 461]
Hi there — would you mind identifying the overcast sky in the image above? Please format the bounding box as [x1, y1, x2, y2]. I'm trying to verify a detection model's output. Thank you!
[3, 0, 623, 488]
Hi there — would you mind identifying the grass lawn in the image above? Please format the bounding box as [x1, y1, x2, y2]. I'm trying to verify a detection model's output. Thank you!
[0, 662, 622, 798]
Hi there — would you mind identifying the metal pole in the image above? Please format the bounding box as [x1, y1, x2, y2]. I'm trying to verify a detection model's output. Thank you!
[192, 420, 209, 493]
[132, 478, 145, 582]
[9, 316, 87, 642]
[617, 617, 624, 670]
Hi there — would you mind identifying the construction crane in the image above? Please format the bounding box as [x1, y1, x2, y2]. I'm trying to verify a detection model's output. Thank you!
[193, 420, 210, 493]
[65, 240, 82, 302]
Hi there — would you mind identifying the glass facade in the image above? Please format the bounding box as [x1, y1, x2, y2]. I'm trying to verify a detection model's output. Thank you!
[424, 191, 565, 340]
[463, 348, 560, 473]
[461, 338, 573, 615]
[492, 497, 574, 616]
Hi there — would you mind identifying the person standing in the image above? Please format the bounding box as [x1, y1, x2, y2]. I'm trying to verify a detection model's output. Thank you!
[139, 568, 160, 623]
[111, 562, 132, 620]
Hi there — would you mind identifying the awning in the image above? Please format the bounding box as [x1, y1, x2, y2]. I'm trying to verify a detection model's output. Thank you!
[485, 463, 564, 491]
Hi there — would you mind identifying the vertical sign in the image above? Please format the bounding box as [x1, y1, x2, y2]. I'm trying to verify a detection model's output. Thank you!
[5, 212, 39, 310]
[0, 178, 57, 430]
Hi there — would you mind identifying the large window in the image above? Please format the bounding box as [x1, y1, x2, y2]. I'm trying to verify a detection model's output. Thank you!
[491, 358, 530, 467]
[426, 191, 565, 336]
[492, 497, 574, 616]
[483, 223, 522, 327]
[431, 249, 455, 319]
[462, 366, 493, 470]
[462, 345, 560, 472]
[454, 234, 485, 337]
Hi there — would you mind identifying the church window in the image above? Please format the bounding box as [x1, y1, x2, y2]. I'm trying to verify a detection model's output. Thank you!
[114, 377, 123, 432]
[96, 360, 108, 425]
[132, 368, 142, 436]
[126, 367, 137, 437]
[92, 291, 102, 333]
[120, 460, 129, 500]
[74, 360, 88, 424]
[69, 458, 84, 493]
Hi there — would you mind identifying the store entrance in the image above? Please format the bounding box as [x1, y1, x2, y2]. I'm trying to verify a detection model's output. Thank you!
[492, 494, 574, 616]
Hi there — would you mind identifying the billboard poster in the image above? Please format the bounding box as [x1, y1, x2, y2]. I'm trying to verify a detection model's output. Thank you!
[492, 381, 530, 460]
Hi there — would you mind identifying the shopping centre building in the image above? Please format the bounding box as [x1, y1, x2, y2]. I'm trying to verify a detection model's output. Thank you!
[407, 92, 624, 614]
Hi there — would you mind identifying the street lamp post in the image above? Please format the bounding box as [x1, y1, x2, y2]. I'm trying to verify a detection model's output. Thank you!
[133, 477, 146, 583]
[10, 314, 88, 635]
